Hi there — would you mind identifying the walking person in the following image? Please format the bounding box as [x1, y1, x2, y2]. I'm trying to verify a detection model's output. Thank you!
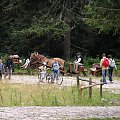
[100, 53, 109, 84]
[0, 59, 4, 79]
[4, 55, 14, 79]
[108, 54, 117, 83]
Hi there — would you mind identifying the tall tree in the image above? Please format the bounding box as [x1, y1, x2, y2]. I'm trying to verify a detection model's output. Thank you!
[64, 0, 71, 60]
[85, 0, 120, 33]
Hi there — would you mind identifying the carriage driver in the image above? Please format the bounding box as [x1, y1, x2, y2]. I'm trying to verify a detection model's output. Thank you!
[74, 52, 84, 72]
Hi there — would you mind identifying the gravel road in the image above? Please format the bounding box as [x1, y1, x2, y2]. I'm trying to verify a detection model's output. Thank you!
[0, 106, 120, 120]
[0, 75, 120, 119]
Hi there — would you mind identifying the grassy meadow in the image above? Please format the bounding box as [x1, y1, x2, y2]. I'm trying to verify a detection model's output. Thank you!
[0, 82, 119, 107]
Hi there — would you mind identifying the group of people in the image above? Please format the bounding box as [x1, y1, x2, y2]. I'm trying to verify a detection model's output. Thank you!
[0, 55, 14, 79]
[0, 52, 117, 84]
[74, 52, 117, 84]
[100, 53, 117, 84]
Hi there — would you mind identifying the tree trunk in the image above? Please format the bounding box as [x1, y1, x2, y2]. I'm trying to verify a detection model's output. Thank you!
[64, 29, 71, 60]
[63, 0, 71, 60]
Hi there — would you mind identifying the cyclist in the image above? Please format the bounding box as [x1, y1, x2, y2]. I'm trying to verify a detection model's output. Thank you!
[38, 62, 47, 82]
[51, 58, 61, 80]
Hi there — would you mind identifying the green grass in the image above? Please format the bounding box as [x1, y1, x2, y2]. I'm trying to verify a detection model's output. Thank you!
[0, 82, 119, 107]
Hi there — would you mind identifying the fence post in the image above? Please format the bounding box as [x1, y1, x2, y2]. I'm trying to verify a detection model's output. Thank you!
[77, 75, 82, 96]
[89, 77, 92, 99]
[77, 75, 79, 90]
[100, 79, 103, 98]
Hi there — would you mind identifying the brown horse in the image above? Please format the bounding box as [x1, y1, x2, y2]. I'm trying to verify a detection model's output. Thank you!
[29, 53, 65, 71]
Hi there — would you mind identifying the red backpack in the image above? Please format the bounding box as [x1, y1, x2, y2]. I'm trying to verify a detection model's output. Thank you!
[102, 58, 109, 67]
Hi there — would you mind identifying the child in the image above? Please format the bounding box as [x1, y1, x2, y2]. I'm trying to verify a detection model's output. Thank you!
[52, 59, 61, 74]
[38, 62, 47, 82]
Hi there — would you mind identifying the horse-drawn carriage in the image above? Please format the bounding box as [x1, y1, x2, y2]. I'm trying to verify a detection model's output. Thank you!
[25, 53, 102, 77]
[28, 53, 89, 76]
[29, 53, 65, 73]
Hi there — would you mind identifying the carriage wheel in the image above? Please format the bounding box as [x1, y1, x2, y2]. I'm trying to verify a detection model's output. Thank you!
[31, 65, 36, 69]
[94, 69, 102, 77]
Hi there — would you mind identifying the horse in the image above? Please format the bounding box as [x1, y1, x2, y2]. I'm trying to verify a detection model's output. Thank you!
[29, 53, 65, 72]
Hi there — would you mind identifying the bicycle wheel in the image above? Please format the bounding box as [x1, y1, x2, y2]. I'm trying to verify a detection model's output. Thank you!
[56, 74, 63, 85]
[46, 73, 55, 83]
[46, 74, 52, 83]
[38, 72, 46, 82]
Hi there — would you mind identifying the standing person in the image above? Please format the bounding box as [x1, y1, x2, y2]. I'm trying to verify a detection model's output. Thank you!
[74, 52, 84, 72]
[0, 59, 4, 79]
[100, 53, 109, 84]
[4, 55, 14, 79]
[108, 54, 117, 83]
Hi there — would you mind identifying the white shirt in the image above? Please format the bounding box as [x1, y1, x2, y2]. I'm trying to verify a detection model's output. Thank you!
[75, 58, 81, 63]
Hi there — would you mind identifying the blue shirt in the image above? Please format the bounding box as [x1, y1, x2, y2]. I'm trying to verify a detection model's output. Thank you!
[0, 63, 4, 71]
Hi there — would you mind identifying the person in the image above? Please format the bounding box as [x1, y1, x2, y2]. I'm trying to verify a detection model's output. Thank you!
[100, 53, 109, 84]
[4, 55, 14, 79]
[51, 58, 61, 79]
[108, 54, 117, 83]
[21, 58, 30, 68]
[38, 62, 47, 82]
[0, 59, 4, 79]
[74, 52, 84, 72]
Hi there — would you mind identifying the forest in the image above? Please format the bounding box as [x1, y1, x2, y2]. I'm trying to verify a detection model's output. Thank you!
[0, 0, 120, 60]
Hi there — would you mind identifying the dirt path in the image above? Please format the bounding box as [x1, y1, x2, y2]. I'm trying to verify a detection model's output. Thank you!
[2, 75, 120, 94]
[0, 75, 120, 119]
[0, 106, 120, 120]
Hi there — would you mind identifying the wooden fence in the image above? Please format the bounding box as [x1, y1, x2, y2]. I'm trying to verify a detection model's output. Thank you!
[77, 75, 103, 99]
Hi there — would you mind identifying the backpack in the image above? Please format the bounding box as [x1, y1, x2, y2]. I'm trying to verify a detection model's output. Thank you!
[102, 58, 109, 67]
[109, 59, 115, 68]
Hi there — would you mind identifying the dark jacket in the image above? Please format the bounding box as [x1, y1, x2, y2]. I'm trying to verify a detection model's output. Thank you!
[6, 58, 13, 69]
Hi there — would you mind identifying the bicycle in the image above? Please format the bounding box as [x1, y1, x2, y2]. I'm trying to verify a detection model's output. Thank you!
[46, 71, 63, 85]
[38, 70, 48, 82]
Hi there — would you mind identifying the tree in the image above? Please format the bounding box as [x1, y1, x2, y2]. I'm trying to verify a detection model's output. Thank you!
[12, 0, 85, 60]
[84, 0, 120, 33]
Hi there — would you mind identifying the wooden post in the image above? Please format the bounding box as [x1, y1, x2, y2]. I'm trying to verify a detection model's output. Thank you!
[100, 84, 102, 98]
[89, 77, 92, 99]
[79, 88, 83, 96]
[77, 75, 82, 95]
[100, 83, 103, 98]
[77, 75, 79, 90]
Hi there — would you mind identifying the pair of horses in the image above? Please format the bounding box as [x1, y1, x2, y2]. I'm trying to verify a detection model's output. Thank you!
[28, 53, 65, 72]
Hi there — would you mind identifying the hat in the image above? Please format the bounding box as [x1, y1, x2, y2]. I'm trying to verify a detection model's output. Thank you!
[77, 52, 81, 55]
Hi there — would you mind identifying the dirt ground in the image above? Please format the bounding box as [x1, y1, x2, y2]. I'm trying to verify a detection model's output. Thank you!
[2, 75, 120, 94]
